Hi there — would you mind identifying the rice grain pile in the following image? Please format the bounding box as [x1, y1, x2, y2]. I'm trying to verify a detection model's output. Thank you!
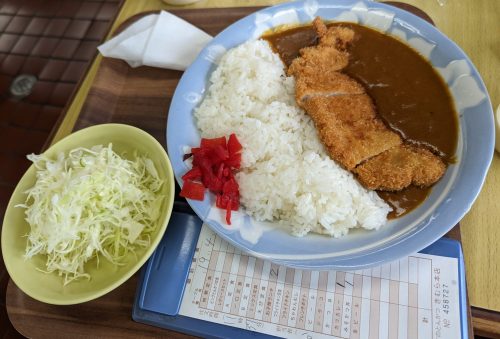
[195, 40, 391, 237]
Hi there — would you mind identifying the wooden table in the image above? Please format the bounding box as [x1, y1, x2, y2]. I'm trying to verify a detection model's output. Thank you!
[6, 0, 500, 337]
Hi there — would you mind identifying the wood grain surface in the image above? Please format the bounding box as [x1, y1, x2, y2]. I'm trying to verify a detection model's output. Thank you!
[7, 4, 483, 338]
[48, 1, 500, 315]
[6, 8, 269, 339]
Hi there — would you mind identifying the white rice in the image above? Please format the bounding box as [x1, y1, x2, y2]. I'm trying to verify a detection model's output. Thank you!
[194, 40, 391, 237]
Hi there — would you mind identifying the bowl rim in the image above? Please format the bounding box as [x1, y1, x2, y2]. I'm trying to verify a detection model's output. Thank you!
[1, 123, 175, 305]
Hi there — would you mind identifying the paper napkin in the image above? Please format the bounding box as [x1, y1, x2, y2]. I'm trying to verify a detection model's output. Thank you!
[98, 11, 212, 71]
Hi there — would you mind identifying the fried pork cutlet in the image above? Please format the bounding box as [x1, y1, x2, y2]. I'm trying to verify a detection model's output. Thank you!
[303, 95, 401, 170]
[354, 145, 446, 191]
[288, 45, 349, 77]
[315, 18, 355, 49]
[294, 71, 365, 106]
[290, 17, 446, 191]
[287, 18, 354, 79]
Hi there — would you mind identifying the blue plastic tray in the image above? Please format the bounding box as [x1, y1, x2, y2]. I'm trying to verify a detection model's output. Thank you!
[132, 211, 468, 338]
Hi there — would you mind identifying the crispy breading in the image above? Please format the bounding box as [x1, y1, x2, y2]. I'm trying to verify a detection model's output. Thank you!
[302, 93, 374, 123]
[295, 71, 365, 105]
[354, 145, 446, 191]
[321, 26, 355, 50]
[288, 46, 349, 77]
[313, 17, 354, 49]
[303, 95, 402, 170]
[313, 17, 328, 37]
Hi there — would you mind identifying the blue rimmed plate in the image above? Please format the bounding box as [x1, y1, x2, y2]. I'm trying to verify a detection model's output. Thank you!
[167, 0, 494, 269]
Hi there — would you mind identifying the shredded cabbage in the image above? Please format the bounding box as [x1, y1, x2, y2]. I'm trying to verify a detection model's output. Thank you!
[17, 144, 165, 285]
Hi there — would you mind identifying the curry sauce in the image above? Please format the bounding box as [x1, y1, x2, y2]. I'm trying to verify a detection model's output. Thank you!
[263, 23, 458, 218]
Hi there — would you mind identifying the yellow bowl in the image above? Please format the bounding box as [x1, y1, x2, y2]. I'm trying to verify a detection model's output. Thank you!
[1, 124, 175, 305]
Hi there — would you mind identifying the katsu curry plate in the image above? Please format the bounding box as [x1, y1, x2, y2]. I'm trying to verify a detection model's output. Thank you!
[167, 0, 494, 269]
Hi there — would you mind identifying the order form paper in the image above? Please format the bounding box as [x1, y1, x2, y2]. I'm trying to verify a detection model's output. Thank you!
[179, 225, 461, 339]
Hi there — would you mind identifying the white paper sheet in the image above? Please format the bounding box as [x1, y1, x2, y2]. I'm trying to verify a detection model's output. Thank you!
[180, 225, 462, 339]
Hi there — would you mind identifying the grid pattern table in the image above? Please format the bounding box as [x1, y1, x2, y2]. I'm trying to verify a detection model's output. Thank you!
[0, 2, 122, 334]
[0, 0, 122, 220]
[180, 225, 461, 339]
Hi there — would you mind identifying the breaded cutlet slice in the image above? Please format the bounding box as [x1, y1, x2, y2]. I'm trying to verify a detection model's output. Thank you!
[303, 94, 376, 123]
[305, 95, 401, 170]
[313, 17, 355, 49]
[354, 144, 446, 191]
[288, 45, 349, 77]
[295, 71, 365, 106]
[313, 17, 328, 37]
[320, 118, 402, 170]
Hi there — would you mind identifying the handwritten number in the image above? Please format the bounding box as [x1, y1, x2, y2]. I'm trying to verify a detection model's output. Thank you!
[205, 237, 215, 247]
